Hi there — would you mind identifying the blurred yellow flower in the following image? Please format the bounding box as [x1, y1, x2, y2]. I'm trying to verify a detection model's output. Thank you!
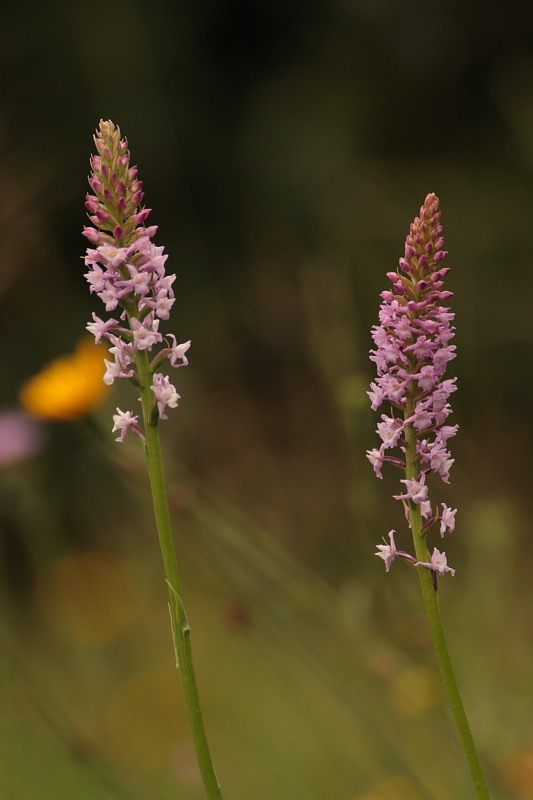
[37, 550, 142, 646]
[389, 664, 442, 716]
[498, 742, 533, 798]
[355, 774, 424, 800]
[20, 338, 110, 420]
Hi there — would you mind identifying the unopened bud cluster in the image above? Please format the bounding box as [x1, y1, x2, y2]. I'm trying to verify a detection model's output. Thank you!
[83, 120, 190, 441]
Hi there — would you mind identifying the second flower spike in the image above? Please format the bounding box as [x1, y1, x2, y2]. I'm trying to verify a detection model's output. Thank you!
[367, 193, 458, 582]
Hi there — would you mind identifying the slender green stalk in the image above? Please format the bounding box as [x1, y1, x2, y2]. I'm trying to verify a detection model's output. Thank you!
[404, 407, 490, 799]
[136, 350, 223, 800]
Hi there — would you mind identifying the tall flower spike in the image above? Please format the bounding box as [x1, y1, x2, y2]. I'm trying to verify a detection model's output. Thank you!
[367, 193, 458, 583]
[82, 123, 224, 799]
[83, 120, 190, 440]
[365, 197, 491, 798]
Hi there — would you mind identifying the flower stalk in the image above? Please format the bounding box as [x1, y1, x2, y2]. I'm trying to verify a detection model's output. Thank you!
[368, 194, 490, 798]
[137, 351, 223, 799]
[83, 120, 222, 799]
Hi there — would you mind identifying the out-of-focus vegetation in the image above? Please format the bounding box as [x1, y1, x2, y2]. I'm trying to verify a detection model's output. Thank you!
[2, 2, 533, 798]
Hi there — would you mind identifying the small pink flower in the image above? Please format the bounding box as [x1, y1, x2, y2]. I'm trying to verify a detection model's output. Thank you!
[439, 504, 457, 537]
[86, 313, 118, 344]
[151, 373, 180, 419]
[97, 244, 129, 267]
[394, 475, 428, 505]
[375, 530, 417, 572]
[366, 447, 384, 479]
[112, 408, 143, 442]
[376, 415, 403, 449]
[410, 404, 433, 431]
[416, 547, 455, 576]
[167, 337, 191, 368]
[130, 316, 162, 351]
[375, 530, 398, 571]
[417, 365, 438, 392]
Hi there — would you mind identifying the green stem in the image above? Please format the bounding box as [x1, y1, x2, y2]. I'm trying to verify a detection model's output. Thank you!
[135, 351, 223, 800]
[404, 407, 490, 799]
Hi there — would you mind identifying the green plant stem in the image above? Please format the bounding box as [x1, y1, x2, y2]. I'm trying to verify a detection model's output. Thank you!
[135, 351, 223, 800]
[404, 407, 490, 799]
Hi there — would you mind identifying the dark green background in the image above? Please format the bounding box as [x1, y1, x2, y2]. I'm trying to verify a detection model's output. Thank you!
[1, 2, 532, 798]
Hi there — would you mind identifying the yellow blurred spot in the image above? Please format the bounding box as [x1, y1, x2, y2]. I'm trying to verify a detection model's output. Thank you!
[100, 665, 190, 771]
[498, 742, 533, 798]
[389, 665, 442, 716]
[355, 774, 425, 799]
[37, 550, 141, 647]
[20, 338, 110, 419]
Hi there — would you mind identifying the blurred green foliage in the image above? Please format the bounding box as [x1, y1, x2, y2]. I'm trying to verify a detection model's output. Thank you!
[1, 1, 533, 798]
